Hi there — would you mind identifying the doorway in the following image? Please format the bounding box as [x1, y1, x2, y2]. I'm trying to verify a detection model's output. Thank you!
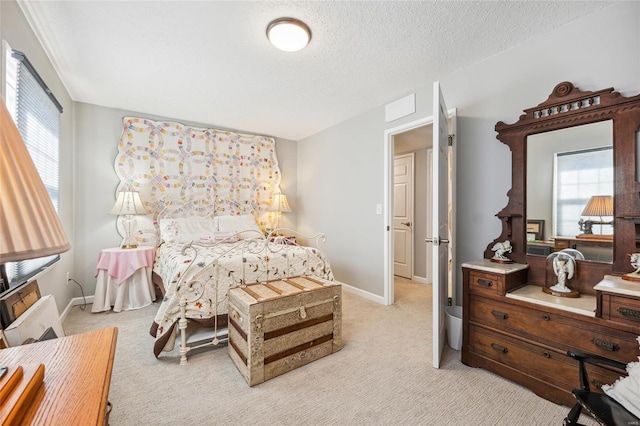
[384, 117, 433, 305]
[385, 84, 456, 368]
[393, 128, 433, 284]
[383, 112, 456, 306]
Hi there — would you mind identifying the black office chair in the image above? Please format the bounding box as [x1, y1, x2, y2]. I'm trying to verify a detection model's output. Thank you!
[563, 350, 639, 426]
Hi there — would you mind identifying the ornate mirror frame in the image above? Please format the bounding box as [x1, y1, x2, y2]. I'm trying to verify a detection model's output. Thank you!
[485, 82, 640, 291]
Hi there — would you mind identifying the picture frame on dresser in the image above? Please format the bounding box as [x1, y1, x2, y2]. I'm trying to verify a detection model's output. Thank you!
[462, 81, 640, 410]
[526, 219, 544, 241]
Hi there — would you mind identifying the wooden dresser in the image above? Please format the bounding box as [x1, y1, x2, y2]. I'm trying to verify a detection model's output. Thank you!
[462, 260, 640, 406]
[0, 327, 117, 425]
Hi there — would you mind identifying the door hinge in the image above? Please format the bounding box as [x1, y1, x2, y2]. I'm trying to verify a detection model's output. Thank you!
[448, 134, 455, 146]
[447, 297, 452, 306]
[387, 225, 390, 231]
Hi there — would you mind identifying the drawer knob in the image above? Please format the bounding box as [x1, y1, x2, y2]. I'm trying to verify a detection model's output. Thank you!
[477, 278, 493, 287]
[592, 338, 620, 352]
[491, 343, 508, 354]
[617, 307, 640, 320]
[542, 352, 551, 358]
[542, 314, 551, 321]
[491, 310, 508, 320]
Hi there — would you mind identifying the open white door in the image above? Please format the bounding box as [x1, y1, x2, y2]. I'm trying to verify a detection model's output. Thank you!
[429, 81, 450, 368]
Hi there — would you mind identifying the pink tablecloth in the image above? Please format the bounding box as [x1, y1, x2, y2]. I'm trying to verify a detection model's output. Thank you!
[95, 246, 155, 285]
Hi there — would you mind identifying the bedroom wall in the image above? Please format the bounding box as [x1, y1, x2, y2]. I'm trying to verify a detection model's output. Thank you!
[0, 0, 76, 314]
[296, 2, 640, 304]
[73, 102, 298, 295]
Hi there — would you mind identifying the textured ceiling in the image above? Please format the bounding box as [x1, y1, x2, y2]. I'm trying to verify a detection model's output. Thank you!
[18, 1, 610, 141]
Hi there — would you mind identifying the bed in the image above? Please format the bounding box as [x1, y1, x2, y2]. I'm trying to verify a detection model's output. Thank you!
[110, 116, 334, 362]
[148, 215, 334, 363]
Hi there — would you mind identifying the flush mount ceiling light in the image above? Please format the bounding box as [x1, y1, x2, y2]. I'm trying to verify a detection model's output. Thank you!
[266, 18, 311, 52]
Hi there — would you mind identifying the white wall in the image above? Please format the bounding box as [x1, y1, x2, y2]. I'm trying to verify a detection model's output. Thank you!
[297, 2, 640, 303]
[0, 0, 75, 314]
[73, 102, 298, 294]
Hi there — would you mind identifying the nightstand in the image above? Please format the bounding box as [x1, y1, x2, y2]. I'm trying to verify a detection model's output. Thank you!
[92, 246, 156, 313]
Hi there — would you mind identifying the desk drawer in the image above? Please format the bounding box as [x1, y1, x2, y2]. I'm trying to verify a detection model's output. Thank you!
[602, 294, 640, 326]
[469, 324, 622, 393]
[469, 270, 502, 295]
[470, 295, 639, 363]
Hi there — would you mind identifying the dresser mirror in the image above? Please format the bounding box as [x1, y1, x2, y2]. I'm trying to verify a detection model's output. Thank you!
[485, 81, 640, 291]
[526, 120, 614, 262]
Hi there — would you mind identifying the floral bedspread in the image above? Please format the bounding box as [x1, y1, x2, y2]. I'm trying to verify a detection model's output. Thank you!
[150, 239, 334, 355]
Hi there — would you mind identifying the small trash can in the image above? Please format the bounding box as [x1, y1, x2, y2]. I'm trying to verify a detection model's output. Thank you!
[445, 305, 463, 350]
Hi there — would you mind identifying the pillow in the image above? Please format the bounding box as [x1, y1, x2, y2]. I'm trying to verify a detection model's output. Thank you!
[213, 230, 238, 243]
[602, 336, 640, 419]
[159, 217, 219, 244]
[217, 215, 264, 240]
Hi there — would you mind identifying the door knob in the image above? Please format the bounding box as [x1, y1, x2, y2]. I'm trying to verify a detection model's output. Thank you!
[425, 237, 450, 246]
[401, 222, 411, 227]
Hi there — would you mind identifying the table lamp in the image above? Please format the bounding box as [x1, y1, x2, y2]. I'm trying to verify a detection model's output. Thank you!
[577, 195, 613, 237]
[267, 192, 292, 230]
[109, 190, 149, 249]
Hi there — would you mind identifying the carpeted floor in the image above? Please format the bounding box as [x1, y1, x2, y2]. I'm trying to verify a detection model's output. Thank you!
[63, 278, 596, 425]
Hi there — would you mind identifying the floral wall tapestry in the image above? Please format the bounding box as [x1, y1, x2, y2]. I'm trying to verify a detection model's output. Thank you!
[114, 117, 281, 246]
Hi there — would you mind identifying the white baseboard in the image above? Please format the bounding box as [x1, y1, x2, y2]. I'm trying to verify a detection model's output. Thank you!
[60, 295, 94, 323]
[340, 282, 385, 305]
[60, 284, 387, 321]
[411, 276, 430, 285]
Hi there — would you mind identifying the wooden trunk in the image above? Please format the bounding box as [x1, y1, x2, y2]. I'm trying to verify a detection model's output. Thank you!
[228, 276, 342, 386]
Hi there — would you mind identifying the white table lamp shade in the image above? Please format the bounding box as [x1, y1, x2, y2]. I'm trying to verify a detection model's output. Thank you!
[109, 191, 149, 216]
[268, 193, 292, 213]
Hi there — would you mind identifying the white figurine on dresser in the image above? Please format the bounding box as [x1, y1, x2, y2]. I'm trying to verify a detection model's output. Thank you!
[490, 240, 512, 263]
[543, 249, 584, 298]
[623, 253, 640, 282]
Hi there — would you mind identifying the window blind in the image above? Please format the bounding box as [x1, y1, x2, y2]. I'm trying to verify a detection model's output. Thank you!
[554, 146, 613, 237]
[4, 51, 63, 288]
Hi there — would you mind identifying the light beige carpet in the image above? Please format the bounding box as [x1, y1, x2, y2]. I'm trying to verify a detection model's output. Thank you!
[63, 279, 597, 425]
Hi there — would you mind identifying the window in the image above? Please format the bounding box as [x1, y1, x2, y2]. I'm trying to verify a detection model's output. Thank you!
[3, 48, 63, 289]
[554, 146, 613, 237]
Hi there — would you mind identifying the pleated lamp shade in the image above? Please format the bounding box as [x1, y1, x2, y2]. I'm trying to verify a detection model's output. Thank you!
[268, 193, 292, 213]
[581, 195, 613, 217]
[0, 98, 70, 263]
[108, 191, 149, 216]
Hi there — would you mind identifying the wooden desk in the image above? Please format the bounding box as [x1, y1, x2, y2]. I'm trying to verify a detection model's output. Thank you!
[553, 236, 613, 251]
[0, 327, 117, 425]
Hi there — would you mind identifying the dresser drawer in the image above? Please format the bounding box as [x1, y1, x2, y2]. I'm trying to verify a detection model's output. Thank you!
[468, 270, 502, 295]
[602, 293, 640, 327]
[470, 295, 639, 363]
[469, 324, 622, 394]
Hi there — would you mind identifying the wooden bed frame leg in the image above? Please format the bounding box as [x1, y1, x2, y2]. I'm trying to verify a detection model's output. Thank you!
[179, 297, 188, 365]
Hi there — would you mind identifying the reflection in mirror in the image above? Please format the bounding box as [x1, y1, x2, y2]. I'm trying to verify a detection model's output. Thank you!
[526, 120, 613, 262]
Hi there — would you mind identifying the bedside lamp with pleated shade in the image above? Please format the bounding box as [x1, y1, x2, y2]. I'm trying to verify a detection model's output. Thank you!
[109, 191, 149, 249]
[267, 192, 292, 230]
